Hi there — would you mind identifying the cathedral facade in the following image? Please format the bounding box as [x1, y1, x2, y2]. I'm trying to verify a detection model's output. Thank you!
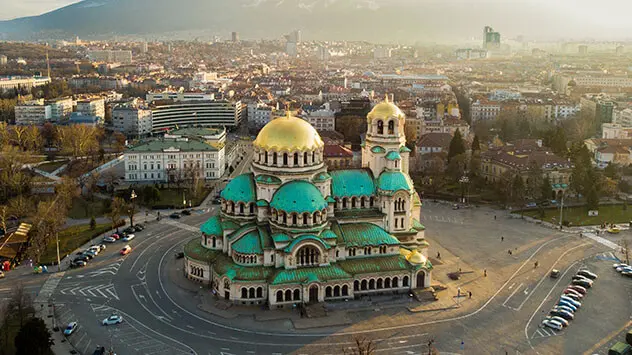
[184, 97, 432, 308]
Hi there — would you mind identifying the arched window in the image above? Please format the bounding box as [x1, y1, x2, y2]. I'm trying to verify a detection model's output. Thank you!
[292, 214, 297, 226]
[403, 276, 409, 287]
[354, 280, 360, 291]
[313, 213, 318, 225]
[265, 152, 269, 163]
[325, 286, 332, 298]
[334, 286, 340, 297]
[342, 285, 349, 296]
[249, 203, 255, 214]
[285, 289, 292, 301]
[393, 277, 399, 288]
[249, 288, 255, 298]
[312, 151, 316, 164]
[276, 290, 283, 302]
[303, 213, 308, 225]
[351, 197, 356, 208]
[377, 120, 384, 134]
[395, 219, 398, 228]
[361, 280, 368, 290]
[224, 279, 230, 290]
[377, 279, 383, 289]
[395, 160, 399, 168]
[297, 246, 320, 266]
[273, 152, 277, 165]
[369, 279, 375, 290]
[370, 197, 374, 207]
[304, 152, 308, 165]
[212, 236, 216, 248]
[361, 197, 365, 208]
[293, 289, 300, 301]
[342, 198, 348, 208]
[239, 203, 244, 215]
[385, 278, 391, 288]
[241, 288, 248, 299]
[257, 287, 263, 298]
[388, 120, 395, 135]
[283, 153, 288, 166]
[283, 212, 287, 225]
[293, 153, 299, 165]
[379, 245, 387, 254]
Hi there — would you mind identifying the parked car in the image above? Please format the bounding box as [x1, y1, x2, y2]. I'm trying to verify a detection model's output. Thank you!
[92, 346, 106, 355]
[542, 319, 564, 331]
[544, 315, 569, 327]
[622, 271, 632, 277]
[562, 291, 582, 301]
[212, 198, 221, 205]
[568, 285, 587, 294]
[550, 309, 574, 320]
[550, 269, 560, 278]
[560, 296, 581, 308]
[169, 213, 181, 219]
[181, 209, 192, 216]
[123, 227, 135, 234]
[70, 260, 87, 268]
[134, 224, 145, 231]
[74, 256, 89, 263]
[120, 245, 132, 255]
[91, 244, 107, 252]
[110, 233, 121, 240]
[84, 249, 98, 256]
[614, 263, 629, 269]
[103, 236, 116, 243]
[572, 279, 592, 288]
[122, 234, 135, 242]
[63, 322, 78, 335]
[577, 270, 598, 280]
[556, 301, 578, 313]
[102, 314, 123, 326]
[81, 252, 95, 260]
[175, 252, 184, 259]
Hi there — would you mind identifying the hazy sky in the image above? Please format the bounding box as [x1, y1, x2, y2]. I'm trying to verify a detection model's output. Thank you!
[1, 0, 632, 41]
[0, 0, 79, 20]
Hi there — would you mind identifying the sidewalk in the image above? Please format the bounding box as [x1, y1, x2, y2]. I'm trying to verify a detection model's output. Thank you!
[35, 301, 78, 355]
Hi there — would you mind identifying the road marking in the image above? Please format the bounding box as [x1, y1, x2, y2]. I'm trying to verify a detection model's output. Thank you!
[502, 283, 523, 308]
[59, 283, 119, 300]
[583, 320, 632, 355]
[582, 232, 619, 249]
[34, 272, 65, 303]
[508, 283, 515, 290]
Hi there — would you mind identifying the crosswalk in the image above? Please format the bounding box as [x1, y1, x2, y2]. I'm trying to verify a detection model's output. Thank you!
[532, 326, 560, 339]
[34, 272, 65, 303]
[582, 232, 619, 250]
[161, 218, 201, 232]
[420, 215, 464, 224]
[59, 283, 119, 300]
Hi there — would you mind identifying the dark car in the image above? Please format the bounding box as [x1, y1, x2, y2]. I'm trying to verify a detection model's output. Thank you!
[175, 252, 184, 259]
[80, 252, 95, 260]
[70, 260, 87, 268]
[92, 346, 105, 355]
[212, 198, 221, 205]
[123, 227, 135, 234]
[74, 256, 89, 263]
[181, 210, 192, 216]
[572, 279, 592, 288]
[169, 213, 181, 219]
[135, 224, 145, 231]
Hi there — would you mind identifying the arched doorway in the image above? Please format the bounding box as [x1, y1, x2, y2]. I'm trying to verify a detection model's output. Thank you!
[309, 285, 319, 303]
[416, 271, 425, 288]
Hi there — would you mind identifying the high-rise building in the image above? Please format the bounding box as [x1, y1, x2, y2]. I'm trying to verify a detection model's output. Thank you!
[0, 55, 7, 66]
[150, 99, 243, 132]
[45, 97, 73, 121]
[113, 101, 153, 138]
[87, 50, 133, 64]
[76, 98, 105, 119]
[483, 26, 501, 50]
[141, 42, 148, 53]
[14, 100, 52, 125]
[285, 42, 298, 57]
[578, 45, 588, 55]
[231, 32, 240, 42]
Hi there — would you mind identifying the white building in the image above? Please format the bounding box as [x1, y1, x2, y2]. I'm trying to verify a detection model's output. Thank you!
[470, 100, 501, 122]
[146, 91, 215, 102]
[247, 103, 274, 128]
[87, 50, 133, 64]
[374, 47, 392, 59]
[76, 98, 105, 119]
[616, 108, 632, 127]
[14, 100, 52, 125]
[45, 97, 73, 121]
[455, 48, 489, 60]
[151, 100, 243, 132]
[124, 138, 224, 183]
[0, 55, 7, 65]
[303, 105, 336, 132]
[112, 102, 153, 138]
[0, 76, 51, 93]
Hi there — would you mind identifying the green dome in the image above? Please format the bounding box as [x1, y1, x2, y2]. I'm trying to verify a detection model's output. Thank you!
[371, 146, 386, 154]
[255, 174, 282, 185]
[221, 173, 256, 203]
[377, 171, 414, 194]
[270, 180, 327, 214]
[399, 145, 411, 153]
[385, 151, 401, 161]
[312, 172, 332, 182]
[200, 215, 223, 236]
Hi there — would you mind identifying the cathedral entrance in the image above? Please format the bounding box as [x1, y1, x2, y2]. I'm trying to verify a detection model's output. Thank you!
[416, 271, 426, 289]
[308, 285, 319, 303]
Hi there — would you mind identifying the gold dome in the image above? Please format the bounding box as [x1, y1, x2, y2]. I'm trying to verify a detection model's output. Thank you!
[367, 95, 405, 121]
[254, 112, 324, 151]
[402, 248, 427, 265]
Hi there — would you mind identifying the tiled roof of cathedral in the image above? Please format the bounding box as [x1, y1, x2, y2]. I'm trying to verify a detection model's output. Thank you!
[330, 169, 376, 198]
[270, 180, 328, 214]
[221, 173, 256, 203]
[376, 171, 414, 194]
[331, 222, 400, 247]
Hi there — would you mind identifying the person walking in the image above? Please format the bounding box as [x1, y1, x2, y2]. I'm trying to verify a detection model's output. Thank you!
[484, 269, 487, 277]
[468, 291, 472, 299]
[501, 236, 504, 242]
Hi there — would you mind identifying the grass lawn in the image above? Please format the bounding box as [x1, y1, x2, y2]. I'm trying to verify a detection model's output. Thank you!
[37, 160, 68, 173]
[67, 197, 110, 219]
[522, 204, 632, 226]
[119, 187, 211, 209]
[40, 223, 114, 265]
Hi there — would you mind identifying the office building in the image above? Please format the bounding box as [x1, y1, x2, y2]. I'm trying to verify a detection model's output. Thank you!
[247, 103, 274, 129]
[14, 100, 52, 125]
[68, 112, 102, 126]
[455, 48, 488, 60]
[76, 98, 105, 119]
[87, 50, 133, 64]
[151, 99, 243, 133]
[483, 26, 501, 50]
[0, 55, 7, 65]
[0, 76, 51, 93]
[231, 32, 239, 42]
[146, 91, 215, 102]
[45, 97, 73, 121]
[112, 101, 153, 138]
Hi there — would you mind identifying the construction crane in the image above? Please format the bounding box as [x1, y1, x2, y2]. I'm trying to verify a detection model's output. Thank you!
[74, 61, 81, 74]
[46, 51, 51, 78]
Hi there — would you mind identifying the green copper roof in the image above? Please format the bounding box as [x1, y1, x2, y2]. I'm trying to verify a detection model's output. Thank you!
[284, 235, 331, 253]
[200, 215, 223, 236]
[270, 264, 351, 285]
[270, 180, 327, 214]
[221, 219, 240, 231]
[338, 255, 425, 274]
[371, 146, 386, 154]
[332, 222, 400, 247]
[320, 229, 338, 240]
[377, 171, 414, 194]
[272, 233, 291, 244]
[312, 172, 332, 182]
[256, 199, 269, 207]
[221, 173, 256, 203]
[330, 169, 376, 198]
[385, 151, 401, 161]
[413, 193, 422, 206]
[184, 237, 217, 263]
[412, 219, 425, 231]
[399, 146, 411, 153]
[232, 230, 264, 254]
[326, 196, 336, 203]
[255, 174, 282, 185]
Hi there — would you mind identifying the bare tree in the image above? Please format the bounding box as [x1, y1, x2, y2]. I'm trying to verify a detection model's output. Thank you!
[109, 197, 125, 232]
[621, 239, 630, 265]
[342, 336, 377, 355]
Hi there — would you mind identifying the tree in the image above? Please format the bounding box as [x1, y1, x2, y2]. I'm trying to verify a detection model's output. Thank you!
[541, 176, 552, 201]
[447, 130, 466, 163]
[586, 186, 599, 211]
[342, 336, 376, 355]
[109, 197, 125, 232]
[14, 317, 54, 355]
[471, 134, 480, 153]
[89, 216, 96, 230]
[511, 174, 526, 205]
[112, 132, 126, 152]
[604, 163, 619, 180]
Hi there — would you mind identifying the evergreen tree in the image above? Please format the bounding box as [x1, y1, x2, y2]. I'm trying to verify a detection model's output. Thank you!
[471, 134, 480, 152]
[586, 186, 599, 211]
[541, 176, 552, 201]
[447, 130, 466, 163]
[511, 174, 525, 204]
[14, 318, 54, 355]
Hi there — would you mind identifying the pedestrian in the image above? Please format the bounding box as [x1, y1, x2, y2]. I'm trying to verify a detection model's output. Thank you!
[457, 287, 461, 297]
[468, 291, 472, 299]
[508, 249, 512, 255]
[484, 269, 487, 277]
[494, 215, 497, 220]
[534, 261, 539, 269]
[501, 236, 504, 242]
[437, 251, 441, 259]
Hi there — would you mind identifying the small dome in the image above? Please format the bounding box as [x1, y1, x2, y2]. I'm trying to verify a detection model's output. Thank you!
[253, 112, 324, 151]
[367, 96, 404, 121]
[221, 173, 256, 203]
[406, 250, 427, 265]
[271, 180, 327, 214]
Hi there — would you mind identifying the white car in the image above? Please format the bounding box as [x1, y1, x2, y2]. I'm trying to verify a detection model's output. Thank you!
[103, 236, 116, 243]
[102, 315, 123, 326]
[560, 296, 581, 308]
[614, 263, 629, 269]
[63, 322, 78, 335]
[542, 319, 563, 331]
[122, 234, 135, 242]
[544, 315, 569, 327]
[616, 266, 632, 273]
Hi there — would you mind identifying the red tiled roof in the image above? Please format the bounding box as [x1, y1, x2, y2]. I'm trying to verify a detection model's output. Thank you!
[324, 145, 353, 158]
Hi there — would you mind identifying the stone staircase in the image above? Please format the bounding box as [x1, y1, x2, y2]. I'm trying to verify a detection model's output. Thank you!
[412, 287, 438, 302]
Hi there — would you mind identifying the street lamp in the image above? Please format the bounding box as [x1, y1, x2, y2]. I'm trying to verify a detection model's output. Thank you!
[459, 175, 470, 205]
[130, 189, 137, 227]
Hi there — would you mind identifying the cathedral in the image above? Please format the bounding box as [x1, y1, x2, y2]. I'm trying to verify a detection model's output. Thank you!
[184, 97, 432, 308]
